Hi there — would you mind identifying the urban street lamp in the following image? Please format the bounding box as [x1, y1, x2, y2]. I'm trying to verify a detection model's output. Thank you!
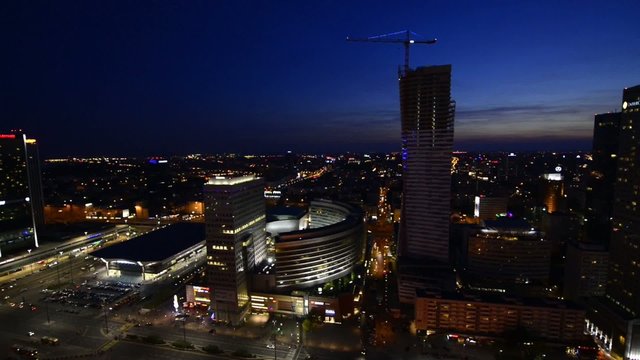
[182, 318, 187, 343]
[56, 252, 62, 285]
[27, 249, 33, 274]
[271, 319, 283, 360]
[102, 300, 110, 334]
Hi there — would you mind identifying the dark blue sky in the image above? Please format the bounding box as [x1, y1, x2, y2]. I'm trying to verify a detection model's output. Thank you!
[2, 1, 639, 156]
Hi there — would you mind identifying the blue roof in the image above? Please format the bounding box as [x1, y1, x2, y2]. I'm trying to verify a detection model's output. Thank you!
[91, 222, 205, 262]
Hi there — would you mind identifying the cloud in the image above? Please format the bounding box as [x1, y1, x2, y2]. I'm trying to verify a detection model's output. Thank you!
[455, 104, 583, 123]
[264, 102, 598, 152]
[453, 100, 607, 144]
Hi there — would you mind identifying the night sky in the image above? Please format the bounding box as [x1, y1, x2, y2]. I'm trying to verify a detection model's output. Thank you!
[2, 1, 639, 157]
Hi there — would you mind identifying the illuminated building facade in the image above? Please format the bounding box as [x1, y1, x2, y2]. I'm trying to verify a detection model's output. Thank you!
[415, 289, 585, 342]
[473, 196, 508, 221]
[186, 285, 211, 307]
[91, 223, 205, 281]
[0, 131, 43, 256]
[399, 65, 455, 263]
[185, 286, 354, 323]
[204, 175, 266, 324]
[540, 173, 565, 213]
[272, 200, 364, 290]
[467, 219, 550, 284]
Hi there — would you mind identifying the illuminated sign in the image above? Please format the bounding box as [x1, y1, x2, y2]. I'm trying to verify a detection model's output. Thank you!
[624, 100, 640, 109]
[325, 309, 335, 316]
[543, 173, 563, 181]
[474, 196, 480, 218]
[25, 139, 36, 144]
[0, 134, 16, 139]
[148, 158, 167, 165]
[191, 285, 211, 304]
[496, 212, 514, 218]
[264, 190, 282, 199]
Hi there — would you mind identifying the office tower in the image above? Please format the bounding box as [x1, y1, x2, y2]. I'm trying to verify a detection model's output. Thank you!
[607, 86, 640, 317]
[539, 173, 565, 213]
[467, 219, 550, 285]
[0, 131, 43, 256]
[25, 137, 45, 228]
[585, 112, 621, 245]
[503, 152, 520, 183]
[399, 65, 455, 262]
[473, 195, 508, 220]
[586, 85, 640, 359]
[204, 175, 266, 324]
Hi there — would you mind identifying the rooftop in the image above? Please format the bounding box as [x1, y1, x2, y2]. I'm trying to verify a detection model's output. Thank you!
[416, 289, 582, 310]
[91, 222, 205, 263]
[482, 218, 534, 233]
[205, 175, 257, 186]
[267, 206, 306, 221]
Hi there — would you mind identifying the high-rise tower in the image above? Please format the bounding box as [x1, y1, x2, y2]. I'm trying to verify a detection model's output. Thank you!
[204, 175, 266, 324]
[399, 65, 455, 263]
[0, 131, 43, 256]
[25, 137, 45, 228]
[607, 85, 640, 317]
[586, 85, 640, 360]
[585, 112, 621, 245]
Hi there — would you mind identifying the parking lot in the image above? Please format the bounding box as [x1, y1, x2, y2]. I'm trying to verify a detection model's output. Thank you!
[42, 281, 140, 311]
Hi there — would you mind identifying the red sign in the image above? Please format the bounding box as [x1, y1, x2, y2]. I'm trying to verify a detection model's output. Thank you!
[0, 134, 16, 139]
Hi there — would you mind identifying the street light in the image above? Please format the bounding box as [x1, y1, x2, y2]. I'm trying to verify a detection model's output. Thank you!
[271, 319, 279, 360]
[27, 249, 33, 274]
[102, 301, 110, 334]
[56, 252, 62, 285]
[182, 318, 187, 343]
[68, 252, 75, 284]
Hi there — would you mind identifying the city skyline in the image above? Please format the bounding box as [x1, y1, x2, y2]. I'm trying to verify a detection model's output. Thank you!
[3, 2, 640, 359]
[2, 1, 639, 156]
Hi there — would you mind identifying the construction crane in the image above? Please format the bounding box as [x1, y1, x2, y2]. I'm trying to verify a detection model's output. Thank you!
[346, 30, 437, 74]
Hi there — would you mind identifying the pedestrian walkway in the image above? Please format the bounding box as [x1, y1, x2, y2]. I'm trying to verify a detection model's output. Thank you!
[96, 321, 134, 354]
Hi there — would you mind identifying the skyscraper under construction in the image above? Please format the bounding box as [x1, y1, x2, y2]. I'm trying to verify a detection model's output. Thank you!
[399, 65, 455, 263]
[397, 65, 455, 304]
